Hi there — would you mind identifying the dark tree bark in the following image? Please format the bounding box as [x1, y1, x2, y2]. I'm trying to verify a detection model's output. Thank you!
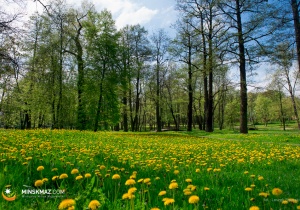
[236, 0, 248, 134]
[291, 0, 300, 74]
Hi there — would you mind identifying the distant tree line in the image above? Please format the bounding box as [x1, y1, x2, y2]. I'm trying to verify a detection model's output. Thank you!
[0, 0, 299, 132]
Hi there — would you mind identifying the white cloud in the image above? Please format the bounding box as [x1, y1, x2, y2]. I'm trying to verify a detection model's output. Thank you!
[90, 0, 158, 29]
[116, 6, 158, 29]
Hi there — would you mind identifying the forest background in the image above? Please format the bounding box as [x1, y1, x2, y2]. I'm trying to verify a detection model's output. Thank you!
[1, 0, 300, 133]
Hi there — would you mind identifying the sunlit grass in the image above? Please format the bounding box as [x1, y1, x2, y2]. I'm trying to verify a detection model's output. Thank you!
[0, 129, 299, 209]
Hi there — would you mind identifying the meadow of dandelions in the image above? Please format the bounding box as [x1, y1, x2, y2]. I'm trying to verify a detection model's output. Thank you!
[0, 129, 299, 210]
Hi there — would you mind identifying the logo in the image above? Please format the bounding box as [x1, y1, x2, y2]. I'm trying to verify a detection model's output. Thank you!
[2, 185, 16, 201]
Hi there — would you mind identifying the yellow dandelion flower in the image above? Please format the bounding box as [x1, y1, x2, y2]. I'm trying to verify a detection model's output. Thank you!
[155, 177, 160, 180]
[138, 179, 144, 183]
[37, 166, 44, 171]
[71, 169, 79, 175]
[59, 173, 68, 179]
[125, 179, 136, 186]
[249, 206, 259, 210]
[130, 174, 136, 179]
[189, 195, 200, 204]
[245, 187, 252, 192]
[85, 173, 92, 178]
[244, 171, 249, 174]
[250, 175, 255, 178]
[251, 184, 255, 188]
[52, 176, 59, 181]
[184, 190, 192, 195]
[112, 174, 120, 180]
[258, 176, 264, 181]
[58, 199, 76, 210]
[288, 198, 298, 204]
[23, 162, 28, 165]
[164, 198, 175, 206]
[122, 193, 134, 200]
[158, 191, 167, 196]
[207, 168, 212, 172]
[34, 180, 43, 187]
[258, 192, 269, 198]
[282, 200, 288, 204]
[88, 200, 101, 210]
[272, 188, 282, 196]
[128, 187, 137, 194]
[204, 187, 210, 191]
[144, 178, 151, 184]
[100, 165, 106, 170]
[169, 182, 178, 190]
[297, 206, 300, 210]
[150, 208, 160, 210]
[52, 168, 58, 171]
[195, 168, 200, 173]
[174, 170, 179, 175]
[185, 178, 192, 183]
[42, 178, 48, 183]
[75, 175, 83, 180]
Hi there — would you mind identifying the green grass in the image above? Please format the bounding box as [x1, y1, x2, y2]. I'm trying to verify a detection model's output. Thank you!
[0, 129, 299, 210]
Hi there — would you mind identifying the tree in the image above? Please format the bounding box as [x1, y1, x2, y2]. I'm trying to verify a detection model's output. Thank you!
[220, 0, 275, 133]
[150, 29, 170, 132]
[84, 9, 120, 131]
[271, 42, 300, 129]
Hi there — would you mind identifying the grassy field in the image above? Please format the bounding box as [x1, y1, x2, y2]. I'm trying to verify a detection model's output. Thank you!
[0, 129, 299, 210]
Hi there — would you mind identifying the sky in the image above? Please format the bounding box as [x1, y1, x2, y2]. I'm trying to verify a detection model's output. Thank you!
[22, 0, 178, 35]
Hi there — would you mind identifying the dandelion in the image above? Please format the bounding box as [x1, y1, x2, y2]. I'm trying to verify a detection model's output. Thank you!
[288, 198, 298, 204]
[204, 187, 210, 191]
[188, 195, 200, 204]
[58, 199, 76, 210]
[59, 173, 68, 179]
[174, 170, 179, 175]
[183, 189, 192, 195]
[144, 178, 151, 184]
[112, 174, 120, 180]
[195, 168, 200, 173]
[258, 176, 264, 181]
[42, 178, 48, 183]
[71, 169, 79, 175]
[272, 188, 282, 196]
[244, 171, 249, 174]
[185, 178, 192, 183]
[125, 179, 136, 186]
[158, 191, 166, 196]
[282, 200, 288, 204]
[100, 165, 106, 170]
[297, 206, 300, 210]
[85, 173, 92, 178]
[150, 208, 160, 210]
[76, 175, 83, 180]
[245, 187, 252, 192]
[258, 192, 269, 198]
[169, 182, 178, 190]
[155, 177, 160, 180]
[52, 176, 59, 181]
[52, 168, 58, 172]
[88, 200, 101, 210]
[164, 198, 175, 206]
[249, 206, 259, 210]
[34, 180, 43, 187]
[128, 187, 137, 194]
[122, 193, 135, 200]
[37, 166, 44, 171]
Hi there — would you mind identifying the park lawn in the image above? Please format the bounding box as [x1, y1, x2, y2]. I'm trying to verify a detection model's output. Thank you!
[0, 129, 299, 210]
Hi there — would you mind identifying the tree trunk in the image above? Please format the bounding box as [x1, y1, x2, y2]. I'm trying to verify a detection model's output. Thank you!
[75, 19, 85, 131]
[291, 0, 300, 75]
[156, 64, 162, 132]
[236, 0, 248, 134]
[187, 33, 193, 132]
